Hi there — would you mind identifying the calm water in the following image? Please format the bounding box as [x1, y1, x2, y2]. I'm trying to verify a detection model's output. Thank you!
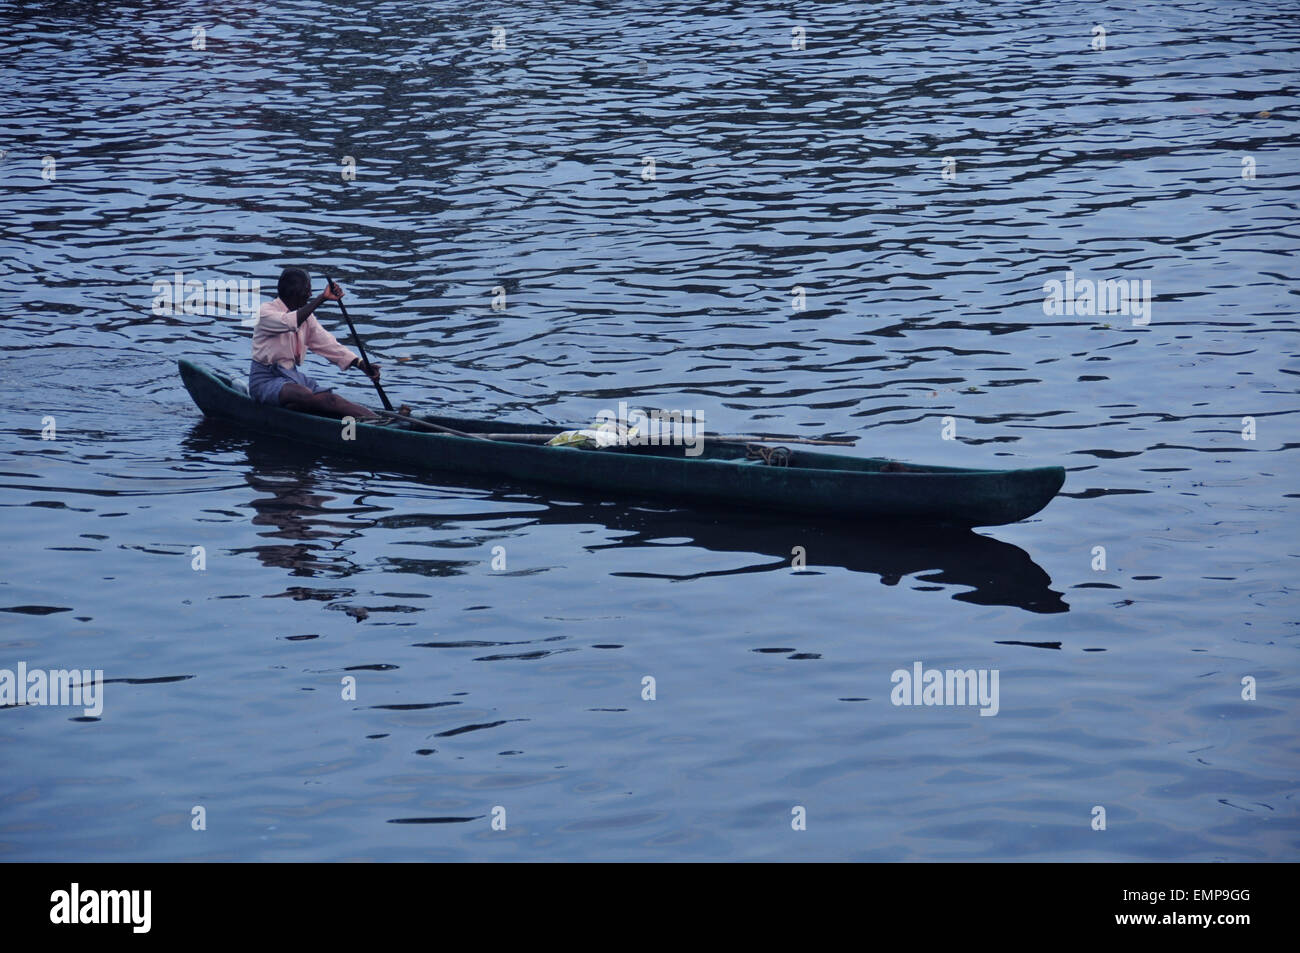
[1, 0, 1297, 861]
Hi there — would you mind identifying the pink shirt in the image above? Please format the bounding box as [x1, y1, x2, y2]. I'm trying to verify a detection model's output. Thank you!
[252, 298, 358, 371]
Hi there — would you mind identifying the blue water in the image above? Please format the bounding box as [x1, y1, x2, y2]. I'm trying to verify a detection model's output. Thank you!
[1, 0, 1297, 860]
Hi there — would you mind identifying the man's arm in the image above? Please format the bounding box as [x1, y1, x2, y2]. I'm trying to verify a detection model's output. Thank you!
[294, 282, 343, 326]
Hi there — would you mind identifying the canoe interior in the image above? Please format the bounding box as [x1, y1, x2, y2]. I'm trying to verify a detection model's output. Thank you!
[188, 366, 986, 475]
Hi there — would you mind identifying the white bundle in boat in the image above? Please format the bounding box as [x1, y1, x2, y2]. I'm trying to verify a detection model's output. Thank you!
[547, 422, 640, 449]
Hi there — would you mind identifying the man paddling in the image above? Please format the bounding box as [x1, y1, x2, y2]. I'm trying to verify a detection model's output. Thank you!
[249, 268, 381, 419]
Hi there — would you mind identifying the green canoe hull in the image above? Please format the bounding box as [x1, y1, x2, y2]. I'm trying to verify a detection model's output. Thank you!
[178, 360, 1065, 527]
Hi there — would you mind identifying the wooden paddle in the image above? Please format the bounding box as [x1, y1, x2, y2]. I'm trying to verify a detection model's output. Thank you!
[325, 274, 393, 412]
[322, 278, 497, 442]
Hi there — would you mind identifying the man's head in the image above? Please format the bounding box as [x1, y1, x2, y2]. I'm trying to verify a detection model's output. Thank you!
[277, 267, 312, 309]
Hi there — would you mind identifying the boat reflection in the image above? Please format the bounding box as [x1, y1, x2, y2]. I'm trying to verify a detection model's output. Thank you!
[567, 508, 1068, 614]
[183, 421, 1067, 613]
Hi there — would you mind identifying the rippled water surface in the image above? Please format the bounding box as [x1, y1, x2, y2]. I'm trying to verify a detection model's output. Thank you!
[1, 0, 1298, 861]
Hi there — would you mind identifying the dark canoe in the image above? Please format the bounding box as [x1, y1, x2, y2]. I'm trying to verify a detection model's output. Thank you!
[178, 360, 1065, 527]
